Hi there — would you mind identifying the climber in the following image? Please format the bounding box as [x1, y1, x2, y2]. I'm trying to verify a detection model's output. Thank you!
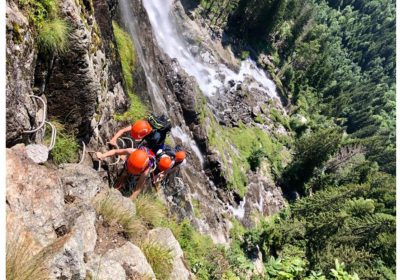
[96, 146, 156, 200]
[152, 145, 187, 192]
[108, 114, 171, 154]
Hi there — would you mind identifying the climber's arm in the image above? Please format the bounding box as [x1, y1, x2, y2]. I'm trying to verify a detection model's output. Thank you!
[96, 148, 135, 161]
[108, 126, 131, 147]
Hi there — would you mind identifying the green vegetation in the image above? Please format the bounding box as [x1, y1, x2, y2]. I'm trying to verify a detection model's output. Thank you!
[38, 19, 70, 54]
[93, 191, 146, 239]
[112, 21, 148, 123]
[50, 134, 79, 164]
[112, 21, 136, 90]
[162, 218, 231, 279]
[197, 0, 395, 277]
[207, 114, 285, 197]
[114, 91, 149, 123]
[140, 241, 174, 279]
[199, 0, 395, 174]
[135, 194, 166, 228]
[44, 120, 79, 165]
[18, 0, 70, 54]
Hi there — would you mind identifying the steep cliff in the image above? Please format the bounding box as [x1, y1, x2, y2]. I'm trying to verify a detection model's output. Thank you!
[6, 0, 290, 278]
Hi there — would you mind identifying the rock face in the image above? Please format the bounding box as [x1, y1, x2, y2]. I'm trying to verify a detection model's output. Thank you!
[100, 242, 156, 279]
[6, 0, 129, 148]
[6, 1, 37, 146]
[6, 144, 67, 246]
[6, 144, 166, 280]
[44, 0, 127, 142]
[117, 0, 287, 241]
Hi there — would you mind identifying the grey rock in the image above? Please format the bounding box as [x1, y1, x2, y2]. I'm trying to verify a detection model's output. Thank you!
[58, 163, 106, 203]
[25, 144, 49, 163]
[49, 209, 97, 280]
[6, 144, 67, 247]
[102, 242, 156, 279]
[87, 256, 126, 280]
[6, 1, 36, 146]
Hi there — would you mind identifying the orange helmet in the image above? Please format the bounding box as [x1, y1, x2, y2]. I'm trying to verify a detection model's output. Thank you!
[175, 150, 186, 162]
[127, 149, 150, 175]
[131, 120, 153, 140]
[158, 155, 172, 171]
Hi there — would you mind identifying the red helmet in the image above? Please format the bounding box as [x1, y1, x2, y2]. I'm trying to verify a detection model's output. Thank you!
[175, 150, 186, 162]
[131, 120, 153, 140]
[158, 155, 173, 171]
[127, 149, 150, 175]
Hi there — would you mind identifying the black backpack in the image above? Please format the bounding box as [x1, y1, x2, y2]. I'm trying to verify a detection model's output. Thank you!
[147, 114, 171, 133]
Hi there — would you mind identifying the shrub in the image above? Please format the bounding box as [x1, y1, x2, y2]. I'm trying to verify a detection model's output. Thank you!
[94, 191, 146, 239]
[247, 147, 267, 171]
[45, 121, 79, 164]
[38, 19, 70, 54]
[140, 240, 174, 279]
[162, 219, 229, 279]
[135, 194, 167, 228]
[18, 0, 59, 28]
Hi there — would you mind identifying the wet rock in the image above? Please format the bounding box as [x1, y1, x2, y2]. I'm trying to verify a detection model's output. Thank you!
[6, 1, 37, 146]
[242, 171, 286, 228]
[147, 228, 192, 280]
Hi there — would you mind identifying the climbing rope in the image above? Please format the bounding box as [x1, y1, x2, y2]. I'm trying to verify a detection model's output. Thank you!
[23, 95, 47, 134]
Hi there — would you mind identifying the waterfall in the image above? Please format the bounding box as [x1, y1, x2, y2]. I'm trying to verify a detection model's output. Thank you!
[142, 0, 278, 99]
[171, 126, 204, 166]
[118, 0, 168, 114]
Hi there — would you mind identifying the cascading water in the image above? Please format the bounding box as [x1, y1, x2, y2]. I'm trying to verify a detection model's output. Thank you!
[142, 0, 278, 99]
[171, 126, 204, 166]
[118, 0, 168, 114]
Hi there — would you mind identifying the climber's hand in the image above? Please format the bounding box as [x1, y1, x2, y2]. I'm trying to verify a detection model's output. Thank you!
[96, 152, 105, 161]
[107, 139, 118, 148]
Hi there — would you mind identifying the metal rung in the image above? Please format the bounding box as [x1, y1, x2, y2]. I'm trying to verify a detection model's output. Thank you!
[23, 95, 47, 134]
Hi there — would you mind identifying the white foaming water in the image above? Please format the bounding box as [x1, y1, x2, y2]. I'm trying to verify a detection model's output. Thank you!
[118, 0, 168, 114]
[143, 0, 277, 98]
[227, 197, 246, 220]
[171, 126, 204, 166]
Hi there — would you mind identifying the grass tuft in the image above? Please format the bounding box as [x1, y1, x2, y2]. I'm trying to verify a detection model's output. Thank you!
[94, 191, 146, 239]
[38, 18, 70, 54]
[140, 240, 174, 280]
[6, 226, 69, 280]
[135, 194, 167, 228]
[6, 234, 49, 280]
